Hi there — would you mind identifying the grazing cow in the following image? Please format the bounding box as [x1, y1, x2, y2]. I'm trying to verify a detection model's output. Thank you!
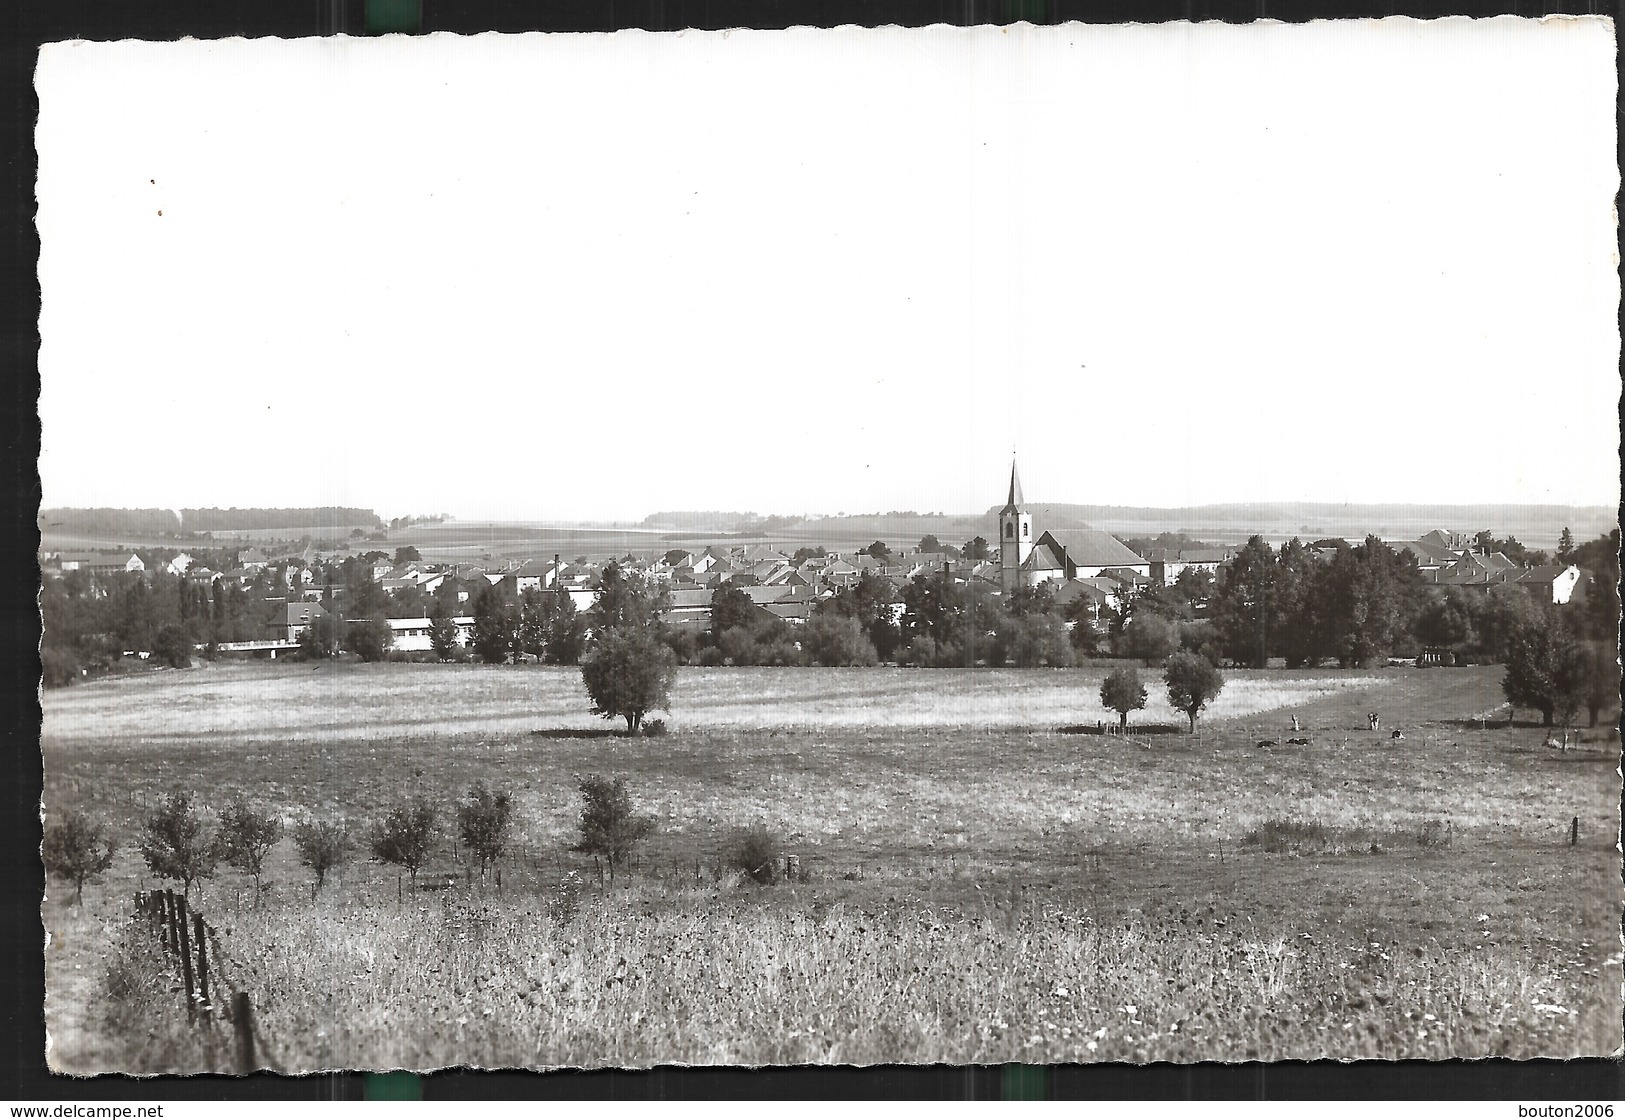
[1367, 713, 1380, 731]
[1289, 714, 1302, 732]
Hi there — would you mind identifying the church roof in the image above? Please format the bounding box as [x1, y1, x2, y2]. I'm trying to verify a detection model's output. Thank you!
[1019, 543, 1064, 571]
[1037, 528, 1148, 571]
[1001, 460, 1025, 515]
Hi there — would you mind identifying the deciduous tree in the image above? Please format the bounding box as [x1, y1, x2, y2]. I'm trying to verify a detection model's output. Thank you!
[43, 810, 116, 905]
[457, 783, 514, 885]
[572, 775, 653, 885]
[218, 797, 283, 908]
[1099, 666, 1147, 729]
[370, 796, 437, 894]
[1164, 651, 1225, 733]
[138, 791, 218, 897]
[581, 627, 678, 732]
[292, 818, 348, 899]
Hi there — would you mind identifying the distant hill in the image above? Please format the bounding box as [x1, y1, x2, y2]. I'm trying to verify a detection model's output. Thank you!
[39, 508, 182, 537]
[182, 507, 382, 532]
[993, 502, 1617, 551]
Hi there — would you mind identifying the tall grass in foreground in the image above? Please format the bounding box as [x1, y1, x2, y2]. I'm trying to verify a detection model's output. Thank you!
[96, 884, 1612, 1072]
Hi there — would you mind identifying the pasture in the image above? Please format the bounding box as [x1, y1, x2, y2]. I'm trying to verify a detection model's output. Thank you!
[40, 663, 1623, 1070]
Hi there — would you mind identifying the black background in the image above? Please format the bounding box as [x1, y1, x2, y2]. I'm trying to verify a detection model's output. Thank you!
[2, 0, 1620, 1100]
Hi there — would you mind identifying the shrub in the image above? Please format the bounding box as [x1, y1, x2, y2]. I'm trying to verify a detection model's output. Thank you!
[217, 797, 283, 907]
[548, 870, 586, 923]
[138, 791, 217, 897]
[151, 624, 193, 669]
[292, 818, 349, 899]
[642, 718, 668, 737]
[1417, 819, 1453, 848]
[456, 782, 514, 883]
[803, 613, 879, 667]
[995, 612, 1075, 668]
[1247, 818, 1331, 854]
[572, 775, 652, 885]
[727, 824, 781, 884]
[40, 645, 81, 689]
[370, 796, 438, 894]
[345, 615, 394, 663]
[42, 809, 117, 905]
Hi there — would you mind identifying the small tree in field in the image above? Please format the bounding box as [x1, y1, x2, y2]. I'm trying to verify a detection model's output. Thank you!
[428, 600, 461, 661]
[42, 809, 116, 906]
[218, 797, 283, 908]
[139, 791, 218, 897]
[572, 775, 652, 885]
[292, 818, 349, 899]
[457, 782, 514, 887]
[581, 628, 678, 732]
[1164, 651, 1225, 733]
[370, 796, 437, 896]
[1099, 666, 1148, 729]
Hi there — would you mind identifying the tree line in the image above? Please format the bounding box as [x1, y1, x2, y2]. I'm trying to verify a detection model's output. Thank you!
[42, 774, 659, 908]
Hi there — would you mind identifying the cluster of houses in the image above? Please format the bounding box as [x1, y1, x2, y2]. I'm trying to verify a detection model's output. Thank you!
[40, 463, 1590, 656]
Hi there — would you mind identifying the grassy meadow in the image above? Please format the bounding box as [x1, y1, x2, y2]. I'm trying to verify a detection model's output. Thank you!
[39, 662, 1623, 1070]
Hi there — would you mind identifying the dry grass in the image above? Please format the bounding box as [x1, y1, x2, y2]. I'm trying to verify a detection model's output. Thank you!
[77, 884, 1617, 1072]
[41, 662, 1388, 744]
[39, 662, 1623, 1070]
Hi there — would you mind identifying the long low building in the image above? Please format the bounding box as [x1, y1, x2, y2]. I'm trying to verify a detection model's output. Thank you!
[383, 616, 476, 651]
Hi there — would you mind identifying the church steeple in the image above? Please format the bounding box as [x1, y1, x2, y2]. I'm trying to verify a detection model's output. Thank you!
[998, 458, 1034, 595]
[1002, 460, 1025, 515]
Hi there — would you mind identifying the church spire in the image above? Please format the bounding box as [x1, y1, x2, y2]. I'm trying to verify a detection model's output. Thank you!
[1002, 459, 1025, 515]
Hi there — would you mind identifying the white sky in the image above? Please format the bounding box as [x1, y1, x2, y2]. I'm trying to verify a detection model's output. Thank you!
[36, 19, 1620, 522]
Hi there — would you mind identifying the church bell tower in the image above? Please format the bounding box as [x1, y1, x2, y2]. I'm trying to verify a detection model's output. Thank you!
[999, 459, 1032, 595]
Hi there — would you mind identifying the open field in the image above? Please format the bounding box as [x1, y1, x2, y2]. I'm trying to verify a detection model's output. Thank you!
[40, 664, 1623, 1070]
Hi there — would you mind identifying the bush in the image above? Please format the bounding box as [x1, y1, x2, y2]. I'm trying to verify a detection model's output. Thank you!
[642, 718, 668, 737]
[996, 611, 1075, 668]
[41, 645, 81, 689]
[345, 615, 394, 663]
[727, 824, 781, 884]
[151, 624, 193, 669]
[42, 809, 117, 905]
[803, 613, 879, 667]
[1417, 819, 1453, 848]
[217, 797, 283, 907]
[1247, 818, 1331, 854]
[370, 796, 438, 893]
[456, 782, 514, 883]
[548, 870, 586, 923]
[572, 775, 652, 884]
[1116, 614, 1180, 664]
[292, 818, 349, 899]
[137, 791, 217, 897]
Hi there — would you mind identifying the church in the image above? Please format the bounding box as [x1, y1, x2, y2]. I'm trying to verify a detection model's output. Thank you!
[996, 460, 1151, 596]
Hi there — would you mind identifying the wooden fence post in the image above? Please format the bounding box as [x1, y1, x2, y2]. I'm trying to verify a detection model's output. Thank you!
[1570, 816, 1579, 846]
[192, 911, 211, 1012]
[162, 890, 176, 955]
[231, 992, 257, 1073]
[176, 895, 196, 1022]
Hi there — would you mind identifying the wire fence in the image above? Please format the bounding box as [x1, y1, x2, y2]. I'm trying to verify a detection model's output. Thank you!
[131, 889, 284, 1074]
